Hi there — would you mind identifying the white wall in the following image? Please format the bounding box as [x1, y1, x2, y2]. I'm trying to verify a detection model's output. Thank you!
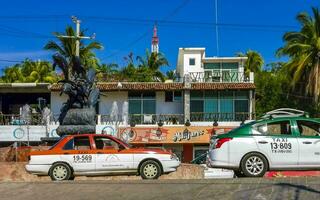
[50, 92, 68, 119]
[156, 91, 183, 115]
[99, 91, 128, 115]
[183, 52, 204, 75]
[0, 125, 117, 142]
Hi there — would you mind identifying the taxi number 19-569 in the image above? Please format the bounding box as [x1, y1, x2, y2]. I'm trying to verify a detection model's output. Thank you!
[73, 155, 93, 163]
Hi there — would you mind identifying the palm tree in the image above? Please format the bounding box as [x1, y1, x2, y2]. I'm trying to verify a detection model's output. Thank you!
[1, 60, 57, 83]
[44, 26, 102, 78]
[277, 7, 320, 103]
[237, 50, 264, 74]
[96, 63, 119, 81]
[136, 49, 169, 81]
[2, 64, 24, 83]
[23, 60, 57, 83]
[166, 70, 176, 80]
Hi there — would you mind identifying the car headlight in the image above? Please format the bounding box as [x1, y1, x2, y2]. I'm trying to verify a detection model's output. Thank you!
[170, 153, 179, 161]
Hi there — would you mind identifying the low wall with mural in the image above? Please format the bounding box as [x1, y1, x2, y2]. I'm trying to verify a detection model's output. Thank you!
[119, 126, 235, 144]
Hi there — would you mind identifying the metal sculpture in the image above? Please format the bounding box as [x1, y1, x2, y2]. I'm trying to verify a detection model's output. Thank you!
[53, 53, 99, 136]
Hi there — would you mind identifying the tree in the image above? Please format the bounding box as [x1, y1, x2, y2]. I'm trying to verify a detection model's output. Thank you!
[1, 60, 57, 83]
[44, 26, 103, 78]
[23, 60, 57, 83]
[237, 50, 264, 74]
[166, 70, 176, 80]
[96, 63, 119, 81]
[277, 7, 320, 103]
[136, 49, 169, 81]
[2, 64, 24, 83]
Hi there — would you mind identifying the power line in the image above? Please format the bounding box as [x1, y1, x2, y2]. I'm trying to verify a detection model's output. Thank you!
[0, 59, 24, 63]
[0, 24, 53, 39]
[103, 0, 191, 60]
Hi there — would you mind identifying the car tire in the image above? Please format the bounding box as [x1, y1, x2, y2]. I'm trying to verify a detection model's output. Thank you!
[49, 162, 73, 181]
[140, 160, 161, 180]
[240, 153, 268, 177]
[233, 170, 245, 178]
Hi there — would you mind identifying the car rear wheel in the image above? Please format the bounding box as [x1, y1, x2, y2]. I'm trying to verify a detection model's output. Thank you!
[241, 153, 267, 177]
[140, 160, 161, 179]
[49, 163, 72, 181]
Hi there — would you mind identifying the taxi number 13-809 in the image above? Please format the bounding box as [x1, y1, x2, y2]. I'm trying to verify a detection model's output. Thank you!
[270, 138, 292, 153]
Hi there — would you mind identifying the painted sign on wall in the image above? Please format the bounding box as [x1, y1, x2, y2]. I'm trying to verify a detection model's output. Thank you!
[119, 126, 235, 144]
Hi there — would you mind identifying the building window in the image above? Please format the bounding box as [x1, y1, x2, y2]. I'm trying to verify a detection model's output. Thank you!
[174, 91, 182, 101]
[165, 91, 173, 102]
[128, 91, 156, 123]
[165, 91, 182, 102]
[189, 58, 196, 66]
[190, 90, 250, 121]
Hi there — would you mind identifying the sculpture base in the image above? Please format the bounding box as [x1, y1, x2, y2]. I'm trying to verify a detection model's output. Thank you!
[57, 108, 96, 136]
[56, 125, 96, 136]
[62, 108, 96, 125]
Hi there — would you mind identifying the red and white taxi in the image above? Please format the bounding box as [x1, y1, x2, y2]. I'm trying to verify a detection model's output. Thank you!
[26, 134, 180, 180]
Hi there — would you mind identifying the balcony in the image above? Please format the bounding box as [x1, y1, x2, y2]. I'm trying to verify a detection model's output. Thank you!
[186, 71, 254, 83]
[0, 114, 43, 125]
[100, 114, 185, 125]
[190, 112, 254, 122]
[0, 112, 254, 126]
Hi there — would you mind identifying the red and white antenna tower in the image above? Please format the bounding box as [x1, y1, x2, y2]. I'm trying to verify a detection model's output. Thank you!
[151, 23, 159, 53]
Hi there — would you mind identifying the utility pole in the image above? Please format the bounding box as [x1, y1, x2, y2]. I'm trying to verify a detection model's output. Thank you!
[58, 16, 95, 57]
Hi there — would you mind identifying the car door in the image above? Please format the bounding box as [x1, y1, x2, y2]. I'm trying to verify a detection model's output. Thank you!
[93, 136, 134, 172]
[60, 136, 96, 172]
[252, 119, 299, 168]
[295, 119, 320, 167]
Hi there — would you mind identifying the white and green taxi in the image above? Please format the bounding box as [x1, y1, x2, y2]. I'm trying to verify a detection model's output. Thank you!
[208, 109, 320, 177]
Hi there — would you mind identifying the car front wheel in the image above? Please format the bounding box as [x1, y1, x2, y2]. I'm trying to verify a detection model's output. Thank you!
[241, 153, 267, 177]
[140, 160, 161, 179]
[49, 163, 73, 181]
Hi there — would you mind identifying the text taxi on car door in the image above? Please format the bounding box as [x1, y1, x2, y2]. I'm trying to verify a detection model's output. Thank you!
[25, 134, 180, 181]
[208, 108, 320, 177]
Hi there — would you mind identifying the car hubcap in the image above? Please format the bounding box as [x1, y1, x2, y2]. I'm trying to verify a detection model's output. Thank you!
[143, 164, 158, 178]
[52, 165, 68, 180]
[245, 156, 264, 175]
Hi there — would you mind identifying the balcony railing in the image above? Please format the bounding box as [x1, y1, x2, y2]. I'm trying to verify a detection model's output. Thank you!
[0, 112, 254, 126]
[100, 114, 185, 125]
[0, 114, 43, 125]
[190, 112, 254, 122]
[186, 71, 254, 83]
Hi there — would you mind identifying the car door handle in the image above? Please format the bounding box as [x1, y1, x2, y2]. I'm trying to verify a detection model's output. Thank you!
[303, 141, 312, 144]
[63, 153, 70, 155]
[258, 141, 268, 144]
[97, 152, 104, 154]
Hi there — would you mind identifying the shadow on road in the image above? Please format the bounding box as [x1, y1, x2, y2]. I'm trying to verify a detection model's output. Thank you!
[275, 183, 320, 200]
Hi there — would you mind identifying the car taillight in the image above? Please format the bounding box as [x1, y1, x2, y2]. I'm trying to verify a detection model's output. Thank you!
[215, 138, 232, 148]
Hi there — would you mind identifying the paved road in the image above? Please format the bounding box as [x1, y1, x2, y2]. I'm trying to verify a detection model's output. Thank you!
[0, 178, 320, 200]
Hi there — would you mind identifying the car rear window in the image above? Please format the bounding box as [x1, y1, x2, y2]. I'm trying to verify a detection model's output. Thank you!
[49, 136, 65, 150]
[253, 120, 292, 135]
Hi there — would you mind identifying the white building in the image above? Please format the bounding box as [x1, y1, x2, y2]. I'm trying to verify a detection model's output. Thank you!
[0, 47, 256, 162]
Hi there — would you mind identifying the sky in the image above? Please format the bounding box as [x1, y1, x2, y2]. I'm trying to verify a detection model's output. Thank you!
[0, 0, 319, 73]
